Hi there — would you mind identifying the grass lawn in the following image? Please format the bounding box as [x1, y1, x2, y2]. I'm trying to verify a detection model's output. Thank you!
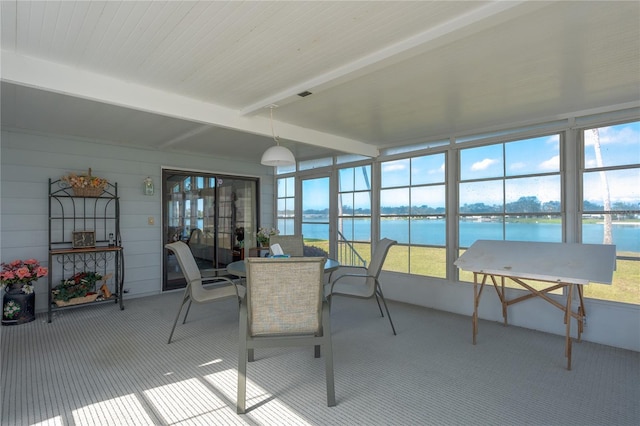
[304, 240, 639, 305]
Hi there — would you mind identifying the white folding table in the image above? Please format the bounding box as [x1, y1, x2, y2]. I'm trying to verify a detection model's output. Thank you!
[454, 240, 616, 370]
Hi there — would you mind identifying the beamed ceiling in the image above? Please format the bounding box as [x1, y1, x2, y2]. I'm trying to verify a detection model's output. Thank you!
[1, 1, 639, 163]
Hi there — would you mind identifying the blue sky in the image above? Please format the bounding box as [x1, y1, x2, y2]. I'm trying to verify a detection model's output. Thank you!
[584, 122, 640, 169]
[457, 135, 560, 205]
[300, 122, 639, 210]
[302, 177, 330, 210]
[583, 122, 640, 204]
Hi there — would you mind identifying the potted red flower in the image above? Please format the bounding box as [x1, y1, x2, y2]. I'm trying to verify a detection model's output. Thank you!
[1, 259, 48, 325]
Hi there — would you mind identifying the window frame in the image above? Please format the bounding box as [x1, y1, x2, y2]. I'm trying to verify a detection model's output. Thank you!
[379, 152, 448, 277]
[457, 133, 564, 249]
[577, 120, 640, 304]
[272, 109, 640, 306]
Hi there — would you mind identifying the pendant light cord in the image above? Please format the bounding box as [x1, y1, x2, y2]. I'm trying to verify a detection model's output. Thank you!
[270, 107, 280, 145]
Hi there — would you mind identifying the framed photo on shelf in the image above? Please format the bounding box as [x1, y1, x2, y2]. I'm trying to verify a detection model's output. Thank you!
[72, 231, 96, 248]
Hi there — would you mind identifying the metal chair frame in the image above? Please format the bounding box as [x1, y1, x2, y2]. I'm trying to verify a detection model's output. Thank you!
[165, 241, 244, 344]
[327, 238, 398, 335]
[237, 257, 335, 413]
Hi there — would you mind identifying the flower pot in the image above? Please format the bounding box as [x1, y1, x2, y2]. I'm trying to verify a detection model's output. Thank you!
[2, 285, 35, 326]
[71, 187, 104, 197]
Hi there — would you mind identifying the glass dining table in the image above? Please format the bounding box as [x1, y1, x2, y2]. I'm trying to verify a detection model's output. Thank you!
[226, 257, 340, 278]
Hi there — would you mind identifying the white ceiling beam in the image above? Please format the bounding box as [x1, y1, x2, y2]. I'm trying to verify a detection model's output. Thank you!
[159, 124, 212, 149]
[0, 51, 379, 158]
[240, 0, 543, 115]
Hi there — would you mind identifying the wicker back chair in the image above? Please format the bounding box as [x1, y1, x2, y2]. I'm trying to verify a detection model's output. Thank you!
[327, 238, 398, 335]
[237, 256, 335, 413]
[165, 241, 245, 344]
[268, 234, 305, 256]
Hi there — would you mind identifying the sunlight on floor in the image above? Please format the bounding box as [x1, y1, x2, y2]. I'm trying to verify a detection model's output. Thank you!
[32, 417, 63, 426]
[30, 366, 313, 426]
[206, 369, 313, 425]
[144, 378, 235, 424]
[199, 358, 223, 367]
[72, 394, 155, 425]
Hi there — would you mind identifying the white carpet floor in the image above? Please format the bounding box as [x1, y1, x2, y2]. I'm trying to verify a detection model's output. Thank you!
[2, 290, 639, 425]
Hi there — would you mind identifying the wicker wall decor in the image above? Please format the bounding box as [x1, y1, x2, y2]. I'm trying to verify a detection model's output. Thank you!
[61, 168, 108, 197]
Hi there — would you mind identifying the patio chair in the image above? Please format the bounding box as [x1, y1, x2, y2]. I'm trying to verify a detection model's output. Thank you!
[165, 241, 245, 344]
[327, 238, 398, 335]
[237, 257, 335, 414]
[269, 234, 304, 256]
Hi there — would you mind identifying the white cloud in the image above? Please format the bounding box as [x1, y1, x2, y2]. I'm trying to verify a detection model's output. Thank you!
[429, 163, 445, 174]
[539, 155, 559, 170]
[471, 158, 498, 171]
[585, 125, 640, 147]
[544, 135, 560, 146]
[383, 163, 406, 172]
[510, 162, 526, 171]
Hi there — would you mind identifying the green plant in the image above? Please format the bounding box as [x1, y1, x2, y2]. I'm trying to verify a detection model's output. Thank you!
[52, 272, 102, 302]
[257, 227, 279, 245]
[303, 245, 328, 257]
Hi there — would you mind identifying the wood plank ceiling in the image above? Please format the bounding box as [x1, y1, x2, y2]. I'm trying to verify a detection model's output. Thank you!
[1, 1, 639, 163]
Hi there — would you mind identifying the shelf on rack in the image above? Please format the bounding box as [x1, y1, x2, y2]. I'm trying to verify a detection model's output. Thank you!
[50, 246, 123, 255]
[47, 178, 125, 322]
[52, 295, 118, 308]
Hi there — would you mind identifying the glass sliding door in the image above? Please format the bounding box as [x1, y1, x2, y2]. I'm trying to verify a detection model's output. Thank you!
[163, 169, 257, 291]
[217, 177, 258, 266]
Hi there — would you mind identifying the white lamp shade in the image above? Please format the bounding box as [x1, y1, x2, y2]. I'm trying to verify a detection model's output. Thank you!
[261, 145, 296, 166]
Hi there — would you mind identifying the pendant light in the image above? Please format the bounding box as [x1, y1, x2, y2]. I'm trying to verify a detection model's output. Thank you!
[261, 106, 295, 166]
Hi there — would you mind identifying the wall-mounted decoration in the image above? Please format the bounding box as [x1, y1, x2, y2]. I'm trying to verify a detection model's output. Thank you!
[62, 168, 108, 197]
[143, 177, 154, 196]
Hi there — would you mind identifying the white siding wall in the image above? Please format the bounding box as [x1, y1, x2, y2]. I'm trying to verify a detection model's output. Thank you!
[382, 272, 640, 352]
[0, 129, 275, 311]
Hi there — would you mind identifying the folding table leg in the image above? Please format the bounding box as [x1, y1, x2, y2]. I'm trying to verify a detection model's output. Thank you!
[565, 284, 574, 370]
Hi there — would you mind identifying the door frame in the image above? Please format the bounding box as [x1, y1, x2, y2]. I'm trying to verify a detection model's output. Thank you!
[162, 168, 259, 291]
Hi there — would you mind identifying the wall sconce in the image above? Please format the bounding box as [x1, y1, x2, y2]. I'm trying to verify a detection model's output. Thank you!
[143, 177, 154, 196]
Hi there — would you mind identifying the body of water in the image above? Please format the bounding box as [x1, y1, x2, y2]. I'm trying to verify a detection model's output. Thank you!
[293, 217, 639, 253]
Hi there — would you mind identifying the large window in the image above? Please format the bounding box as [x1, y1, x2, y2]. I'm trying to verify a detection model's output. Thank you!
[458, 135, 561, 283]
[276, 111, 639, 308]
[581, 122, 640, 305]
[276, 177, 295, 235]
[379, 154, 446, 277]
[337, 165, 372, 266]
